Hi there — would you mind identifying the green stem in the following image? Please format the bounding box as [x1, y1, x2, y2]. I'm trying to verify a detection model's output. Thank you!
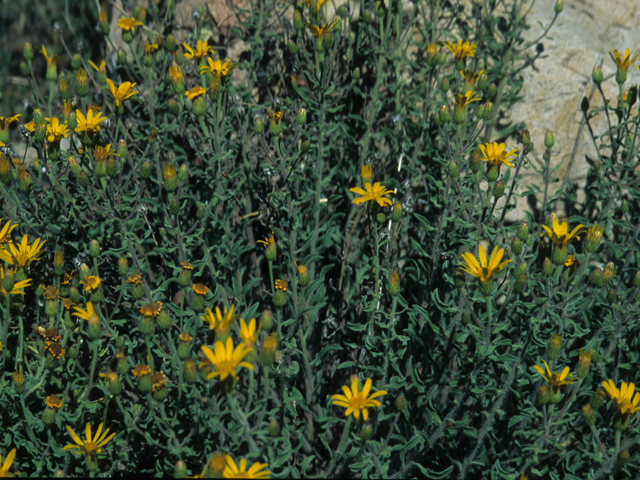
[324, 416, 352, 478]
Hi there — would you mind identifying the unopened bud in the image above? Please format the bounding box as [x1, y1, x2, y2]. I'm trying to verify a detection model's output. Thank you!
[388, 271, 400, 296]
[448, 161, 459, 178]
[582, 403, 595, 426]
[24, 42, 33, 61]
[269, 419, 281, 437]
[352, 67, 360, 81]
[602, 262, 615, 286]
[592, 67, 603, 86]
[89, 239, 100, 258]
[492, 180, 504, 199]
[470, 149, 481, 173]
[440, 78, 450, 93]
[547, 333, 562, 361]
[261, 334, 278, 366]
[553, 0, 563, 14]
[513, 273, 527, 293]
[288, 40, 299, 55]
[391, 200, 402, 221]
[590, 388, 607, 409]
[453, 268, 465, 289]
[577, 349, 592, 379]
[260, 310, 274, 331]
[537, 384, 549, 404]
[511, 237, 523, 255]
[542, 257, 553, 277]
[439, 105, 450, 124]
[544, 130, 555, 149]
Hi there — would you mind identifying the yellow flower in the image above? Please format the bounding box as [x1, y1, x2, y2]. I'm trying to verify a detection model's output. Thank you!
[0, 447, 16, 477]
[257, 231, 275, 248]
[46, 394, 63, 409]
[180, 332, 193, 343]
[275, 279, 288, 291]
[92, 144, 116, 163]
[453, 90, 481, 108]
[200, 57, 236, 78]
[602, 379, 640, 417]
[127, 274, 142, 285]
[0, 266, 31, 296]
[62, 100, 74, 119]
[201, 337, 254, 381]
[40, 45, 63, 65]
[585, 224, 604, 253]
[445, 40, 476, 60]
[183, 40, 214, 63]
[478, 142, 518, 168]
[360, 164, 372, 184]
[303, 0, 328, 11]
[0, 218, 18, 244]
[239, 318, 259, 349]
[169, 64, 183, 83]
[223, 456, 270, 479]
[140, 301, 163, 317]
[45, 117, 69, 143]
[0, 114, 21, 131]
[331, 378, 387, 421]
[459, 69, 483, 83]
[88, 59, 106, 74]
[43, 285, 59, 300]
[459, 245, 511, 283]
[541, 217, 585, 249]
[0, 234, 46, 268]
[63, 423, 116, 458]
[73, 302, 98, 321]
[80, 276, 101, 293]
[349, 182, 393, 207]
[267, 110, 283, 123]
[185, 86, 206, 101]
[304, 18, 339, 39]
[610, 48, 640, 73]
[564, 255, 578, 268]
[534, 360, 574, 393]
[132, 364, 151, 378]
[193, 283, 209, 295]
[117, 17, 143, 32]
[201, 306, 239, 337]
[106, 79, 139, 107]
[75, 108, 107, 134]
[143, 43, 158, 56]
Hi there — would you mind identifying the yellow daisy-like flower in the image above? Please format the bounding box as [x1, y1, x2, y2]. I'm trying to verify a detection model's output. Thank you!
[63, 422, 116, 459]
[45, 117, 69, 143]
[0, 266, 32, 297]
[609, 48, 640, 73]
[73, 301, 97, 321]
[80, 275, 101, 293]
[564, 255, 578, 268]
[331, 378, 387, 421]
[88, 59, 106, 74]
[75, 108, 107, 134]
[140, 301, 163, 317]
[106, 79, 139, 107]
[257, 231, 275, 248]
[0, 234, 46, 268]
[239, 318, 259, 349]
[454, 90, 482, 109]
[143, 43, 158, 56]
[0, 114, 21, 131]
[360, 164, 372, 184]
[201, 337, 254, 381]
[275, 279, 288, 291]
[459, 69, 483, 84]
[132, 364, 151, 378]
[602, 379, 640, 417]
[62, 100, 74, 119]
[541, 217, 585, 249]
[180, 332, 193, 343]
[183, 40, 214, 63]
[534, 360, 574, 393]
[349, 182, 393, 207]
[459, 245, 511, 283]
[200, 57, 236, 78]
[117, 17, 143, 32]
[40, 45, 63, 65]
[0, 447, 16, 477]
[46, 394, 63, 409]
[92, 144, 116, 163]
[185, 86, 206, 101]
[201, 305, 239, 337]
[169, 64, 183, 83]
[304, 18, 339, 39]
[478, 142, 518, 169]
[193, 283, 209, 295]
[127, 274, 142, 285]
[267, 110, 283, 123]
[445, 40, 476, 60]
[0, 218, 18, 244]
[223, 455, 270, 479]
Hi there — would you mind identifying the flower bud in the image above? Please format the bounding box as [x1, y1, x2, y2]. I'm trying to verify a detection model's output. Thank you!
[590, 388, 606, 409]
[448, 161, 459, 178]
[547, 333, 562, 361]
[582, 403, 595, 426]
[43, 406, 58, 425]
[352, 67, 361, 81]
[24, 41, 34, 61]
[461, 312, 471, 325]
[288, 40, 299, 55]
[492, 180, 504, 199]
[554, 0, 563, 14]
[184, 358, 198, 384]
[156, 310, 172, 330]
[477, 74, 488, 91]
[139, 316, 155, 336]
[376, 212, 386, 224]
[89, 239, 100, 258]
[439, 105, 450, 124]
[140, 160, 152, 179]
[394, 394, 407, 412]
[602, 262, 615, 286]
[261, 334, 278, 366]
[66, 111, 77, 131]
[388, 271, 400, 296]
[260, 310, 274, 331]
[20, 61, 29, 77]
[269, 419, 281, 437]
[297, 263, 309, 287]
[196, 205, 206, 219]
[592, 67, 603, 86]
[536, 384, 549, 404]
[58, 74, 69, 100]
[117, 47, 127, 65]
[297, 108, 307, 126]
[301, 140, 311, 153]
[618, 450, 630, 466]
[76, 68, 89, 97]
[577, 349, 592, 379]
[293, 8, 303, 31]
[511, 237, 523, 256]
[486, 165, 499, 182]
[621, 199, 629, 214]
[469, 149, 481, 173]
[174, 460, 188, 479]
[513, 273, 527, 294]
[254, 117, 264, 135]
[440, 78, 450, 93]
[606, 288, 617, 304]
[87, 313, 102, 340]
[486, 84, 497, 99]
[163, 163, 178, 192]
[544, 130, 555, 149]
[360, 424, 373, 441]
[589, 268, 603, 287]
[453, 268, 465, 289]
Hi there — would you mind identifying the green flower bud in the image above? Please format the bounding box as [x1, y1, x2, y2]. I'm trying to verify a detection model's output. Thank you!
[544, 130, 555, 149]
[582, 403, 595, 426]
[476, 74, 488, 91]
[269, 419, 281, 437]
[89, 239, 100, 258]
[293, 8, 303, 31]
[536, 385, 550, 405]
[486, 165, 499, 182]
[42, 407, 58, 425]
[297, 108, 307, 126]
[352, 67, 361, 81]
[391, 200, 402, 221]
[117, 48, 127, 66]
[483, 102, 494, 121]
[469, 149, 481, 173]
[448, 161, 459, 178]
[453, 268, 465, 289]
[487, 84, 497, 99]
[461, 312, 471, 325]
[589, 268, 603, 287]
[618, 450, 630, 466]
[24, 42, 34, 61]
[513, 273, 527, 293]
[254, 117, 264, 135]
[20, 62, 29, 77]
[184, 359, 198, 384]
[439, 105, 450, 124]
[602, 262, 615, 286]
[360, 424, 373, 441]
[492, 180, 505, 199]
[394, 394, 407, 412]
[301, 140, 311, 153]
[175, 460, 188, 479]
[440, 78, 450, 93]
[388, 271, 400, 296]
[273, 289, 287, 307]
[554, 0, 563, 14]
[592, 67, 603, 86]
[376, 212, 386, 224]
[511, 237, 523, 255]
[165, 34, 176, 52]
[87, 313, 102, 340]
[138, 373, 153, 394]
[139, 316, 155, 336]
[590, 388, 607, 409]
[542, 257, 553, 277]
[606, 288, 617, 304]
[547, 333, 562, 361]
[288, 40, 299, 55]
[140, 160, 152, 180]
[196, 205, 206, 219]
[260, 310, 274, 331]
[621, 199, 629, 213]
[156, 311, 172, 330]
[517, 222, 529, 242]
